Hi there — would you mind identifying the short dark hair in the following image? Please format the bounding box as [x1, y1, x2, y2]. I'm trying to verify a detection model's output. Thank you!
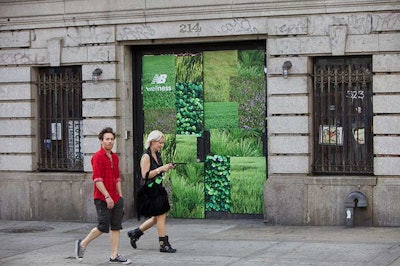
[98, 127, 115, 140]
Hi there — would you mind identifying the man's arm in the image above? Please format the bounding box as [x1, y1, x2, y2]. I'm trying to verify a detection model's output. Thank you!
[116, 180, 122, 197]
[95, 180, 110, 199]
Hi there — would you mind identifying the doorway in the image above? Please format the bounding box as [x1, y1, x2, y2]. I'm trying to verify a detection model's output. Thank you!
[133, 41, 267, 219]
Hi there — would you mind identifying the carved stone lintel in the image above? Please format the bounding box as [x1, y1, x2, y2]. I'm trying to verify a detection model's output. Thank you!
[47, 37, 63, 66]
[329, 25, 347, 56]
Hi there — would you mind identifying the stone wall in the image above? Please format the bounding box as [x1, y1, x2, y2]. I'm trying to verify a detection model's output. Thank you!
[265, 10, 400, 226]
[0, 172, 93, 221]
[0, 171, 134, 222]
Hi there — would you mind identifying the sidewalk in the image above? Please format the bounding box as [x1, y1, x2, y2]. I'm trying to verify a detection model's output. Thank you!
[0, 218, 399, 266]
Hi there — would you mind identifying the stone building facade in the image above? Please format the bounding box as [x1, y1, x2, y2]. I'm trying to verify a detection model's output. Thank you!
[0, 0, 399, 226]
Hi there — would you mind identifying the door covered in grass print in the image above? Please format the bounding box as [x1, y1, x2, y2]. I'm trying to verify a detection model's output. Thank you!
[139, 45, 266, 219]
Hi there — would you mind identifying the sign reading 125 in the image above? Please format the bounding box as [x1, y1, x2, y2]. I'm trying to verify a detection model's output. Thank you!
[179, 23, 202, 33]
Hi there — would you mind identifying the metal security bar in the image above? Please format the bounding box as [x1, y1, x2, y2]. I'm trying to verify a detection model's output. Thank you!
[312, 57, 373, 174]
[38, 66, 83, 171]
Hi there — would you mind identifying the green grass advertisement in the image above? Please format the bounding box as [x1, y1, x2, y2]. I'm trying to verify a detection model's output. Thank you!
[142, 49, 266, 219]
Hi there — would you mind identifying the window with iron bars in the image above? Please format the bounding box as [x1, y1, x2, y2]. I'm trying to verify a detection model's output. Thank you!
[312, 56, 373, 175]
[37, 66, 83, 171]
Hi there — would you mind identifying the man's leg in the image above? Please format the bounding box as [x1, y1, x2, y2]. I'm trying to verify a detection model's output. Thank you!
[110, 229, 120, 259]
[75, 227, 103, 260]
[81, 227, 103, 248]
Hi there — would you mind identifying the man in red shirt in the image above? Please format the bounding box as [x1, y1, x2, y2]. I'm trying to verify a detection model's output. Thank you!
[75, 127, 131, 264]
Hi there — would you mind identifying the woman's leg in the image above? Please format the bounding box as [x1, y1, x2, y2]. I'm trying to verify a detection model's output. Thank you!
[140, 216, 157, 232]
[156, 213, 166, 236]
[128, 216, 157, 249]
[156, 213, 176, 253]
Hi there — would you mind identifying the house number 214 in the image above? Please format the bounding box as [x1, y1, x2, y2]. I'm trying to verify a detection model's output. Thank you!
[179, 23, 202, 33]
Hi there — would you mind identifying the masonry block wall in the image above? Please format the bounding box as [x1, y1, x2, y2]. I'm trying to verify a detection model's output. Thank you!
[372, 53, 400, 226]
[265, 11, 400, 226]
[0, 17, 134, 222]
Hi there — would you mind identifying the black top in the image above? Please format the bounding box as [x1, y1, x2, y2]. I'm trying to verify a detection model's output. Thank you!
[143, 148, 163, 180]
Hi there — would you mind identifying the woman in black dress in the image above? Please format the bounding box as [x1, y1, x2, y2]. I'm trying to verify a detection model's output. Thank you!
[128, 130, 177, 253]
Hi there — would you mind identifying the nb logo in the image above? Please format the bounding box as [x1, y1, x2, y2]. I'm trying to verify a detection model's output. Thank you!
[151, 74, 167, 84]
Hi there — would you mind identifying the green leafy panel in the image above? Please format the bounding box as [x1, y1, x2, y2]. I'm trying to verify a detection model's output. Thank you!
[175, 82, 204, 135]
[142, 55, 176, 109]
[204, 155, 231, 212]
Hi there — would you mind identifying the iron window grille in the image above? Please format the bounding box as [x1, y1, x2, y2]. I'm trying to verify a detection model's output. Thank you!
[37, 66, 83, 171]
[312, 56, 373, 175]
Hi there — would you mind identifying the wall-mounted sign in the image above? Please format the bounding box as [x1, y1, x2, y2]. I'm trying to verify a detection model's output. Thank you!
[319, 125, 343, 146]
[51, 122, 62, 140]
[352, 128, 365, 145]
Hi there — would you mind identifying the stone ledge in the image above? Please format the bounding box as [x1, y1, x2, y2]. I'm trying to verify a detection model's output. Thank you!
[304, 176, 377, 186]
[1, 1, 399, 30]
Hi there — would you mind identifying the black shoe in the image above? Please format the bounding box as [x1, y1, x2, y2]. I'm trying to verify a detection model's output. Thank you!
[159, 236, 177, 253]
[127, 228, 143, 249]
[75, 239, 85, 261]
[109, 254, 131, 264]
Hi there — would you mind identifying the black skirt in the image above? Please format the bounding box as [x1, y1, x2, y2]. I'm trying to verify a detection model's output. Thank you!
[137, 182, 170, 218]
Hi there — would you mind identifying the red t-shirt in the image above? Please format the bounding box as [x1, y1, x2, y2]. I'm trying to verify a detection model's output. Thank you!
[91, 147, 121, 203]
